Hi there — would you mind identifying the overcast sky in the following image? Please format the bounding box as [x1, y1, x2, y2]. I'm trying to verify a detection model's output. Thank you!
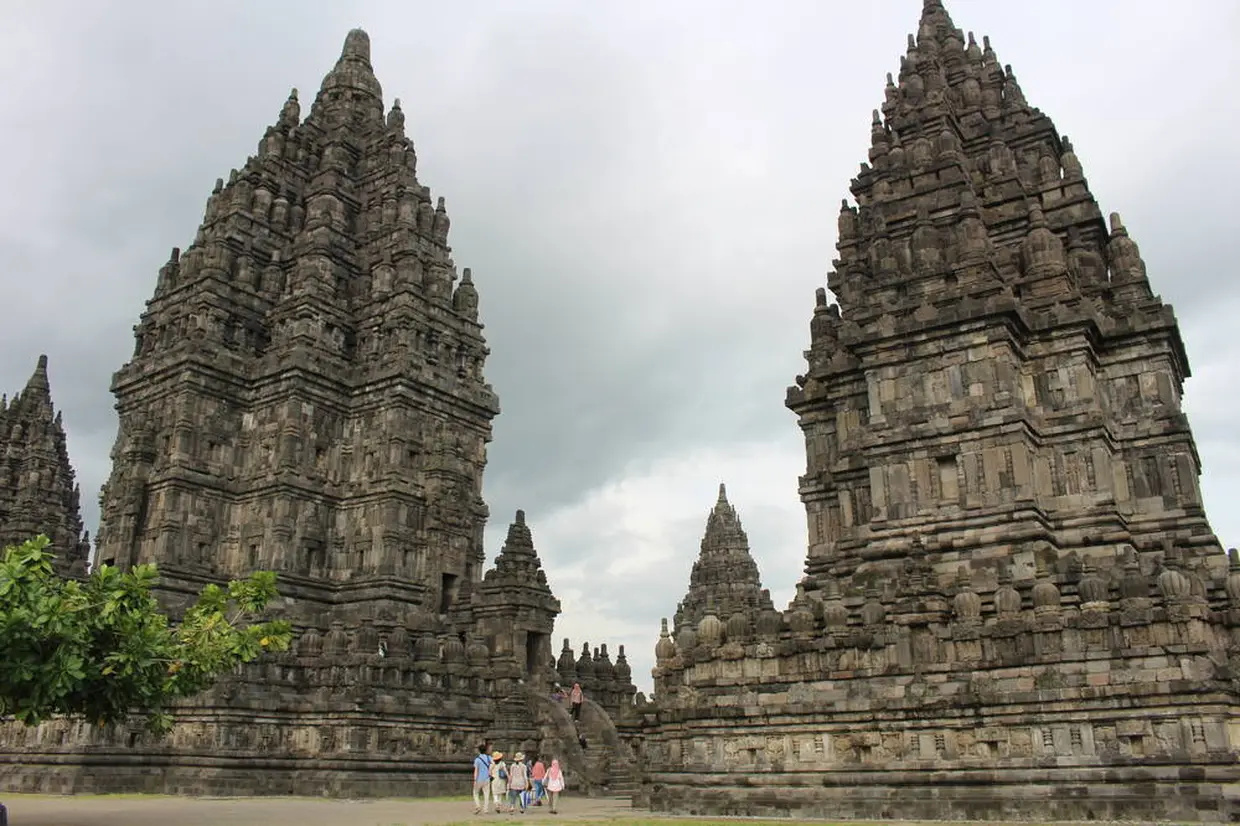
[1, 0, 1238, 693]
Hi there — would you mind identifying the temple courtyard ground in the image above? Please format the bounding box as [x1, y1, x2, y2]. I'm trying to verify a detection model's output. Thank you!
[0, 794, 1151, 826]
[5, 794, 627, 825]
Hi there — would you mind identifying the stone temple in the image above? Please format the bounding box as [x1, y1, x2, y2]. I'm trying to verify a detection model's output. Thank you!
[639, 0, 1240, 821]
[2, 2, 1239, 820]
[0, 357, 90, 580]
[0, 28, 639, 797]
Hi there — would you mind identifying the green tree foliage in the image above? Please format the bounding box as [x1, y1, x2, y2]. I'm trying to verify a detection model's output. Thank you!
[0, 535, 292, 735]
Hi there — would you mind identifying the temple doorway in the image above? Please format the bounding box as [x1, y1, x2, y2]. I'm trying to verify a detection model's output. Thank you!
[525, 631, 547, 676]
[439, 573, 459, 614]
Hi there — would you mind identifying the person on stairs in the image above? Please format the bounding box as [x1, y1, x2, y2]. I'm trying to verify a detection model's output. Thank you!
[472, 743, 493, 814]
[569, 682, 583, 720]
[545, 758, 566, 814]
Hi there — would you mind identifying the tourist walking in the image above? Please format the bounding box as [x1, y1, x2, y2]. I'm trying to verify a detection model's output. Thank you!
[489, 751, 509, 812]
[471, 744, 492, 814]
[507, 751, 531, 813]
[531, 756, 546, 806]
[569, 682, 583, 720]
[545, 758, 566, 814]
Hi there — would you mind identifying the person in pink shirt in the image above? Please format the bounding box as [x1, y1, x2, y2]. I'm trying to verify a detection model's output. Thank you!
[531, 757, 547, 805]
[569, 682, 583, 720]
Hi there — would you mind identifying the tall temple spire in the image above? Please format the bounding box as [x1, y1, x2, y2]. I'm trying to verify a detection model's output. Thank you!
[0, 355, 90, 577]
[673, 484, 773, 631]
[647, 4, 1238, 820]
[788, 0, 1214, 602]
[95, 27, 499, 609]
[817, 0, 1160, 352]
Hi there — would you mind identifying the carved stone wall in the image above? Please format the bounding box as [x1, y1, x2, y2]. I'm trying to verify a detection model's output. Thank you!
[647, 546, 1240, 820]
[643, 1, 1240, 820]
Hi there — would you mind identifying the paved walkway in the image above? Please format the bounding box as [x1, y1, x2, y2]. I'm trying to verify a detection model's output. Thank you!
[2, 794, 635, 826]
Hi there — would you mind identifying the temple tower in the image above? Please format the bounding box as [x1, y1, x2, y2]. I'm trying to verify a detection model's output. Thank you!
[92, 29, 500, 626]
[785, 0, 1220, 592]
[473, 509, 561, 682]
[672, 484, 774, 634]
[0, 29, 639, 801]
[0, 355, 90, 577]
[645, 2, 1240, 820]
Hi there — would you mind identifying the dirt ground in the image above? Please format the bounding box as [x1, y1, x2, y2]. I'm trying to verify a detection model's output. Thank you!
[0, 795, 1135, 826]
[0, 793, 636, 826]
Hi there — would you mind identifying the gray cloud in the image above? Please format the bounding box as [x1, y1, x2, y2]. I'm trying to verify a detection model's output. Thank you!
[2, 0, 1238, 690]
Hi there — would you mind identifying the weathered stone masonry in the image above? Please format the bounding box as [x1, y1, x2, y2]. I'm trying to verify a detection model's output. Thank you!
[0, 29, 636, 798]
[0, 356, 90, 579]
[642, 0, 1240, 821]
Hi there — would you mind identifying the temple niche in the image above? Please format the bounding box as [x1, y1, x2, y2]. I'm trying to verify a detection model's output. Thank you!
[641, 0, 1240, 821]
[0, 29, 637, 799]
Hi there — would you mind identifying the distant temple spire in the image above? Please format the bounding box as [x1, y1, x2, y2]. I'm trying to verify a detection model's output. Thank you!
[672, 483, 773, 631]
[0, 355, 90, 577]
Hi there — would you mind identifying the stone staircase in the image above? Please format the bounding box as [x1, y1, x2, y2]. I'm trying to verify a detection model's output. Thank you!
[581, 743, 637, 798]
[521, 688, 636, 802]
[576, 698, 638, 801]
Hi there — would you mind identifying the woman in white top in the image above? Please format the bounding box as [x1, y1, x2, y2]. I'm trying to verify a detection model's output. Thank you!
[506, 751, 530, 813]
[489, 752, 509, 812]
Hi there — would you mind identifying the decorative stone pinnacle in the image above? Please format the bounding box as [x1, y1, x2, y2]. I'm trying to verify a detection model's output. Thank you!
[496, 510, 539, 563]
[341, 28, 371, 62]
[23, 354, 51, 400]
